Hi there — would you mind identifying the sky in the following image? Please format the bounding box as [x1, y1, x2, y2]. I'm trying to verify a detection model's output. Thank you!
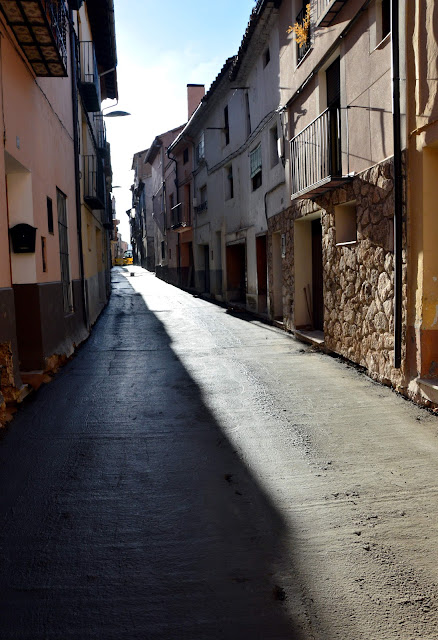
[104, 0, 258, 243]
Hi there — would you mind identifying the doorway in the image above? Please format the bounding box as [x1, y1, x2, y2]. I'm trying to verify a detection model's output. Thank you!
[294, 214, 324, 332]
[226, 243, 246, 303]
[311, 219, 324, 331]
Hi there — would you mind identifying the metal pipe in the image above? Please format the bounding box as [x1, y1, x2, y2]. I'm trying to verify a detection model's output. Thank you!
[167, 146, 181, 281]
[392, 0, 402, 368]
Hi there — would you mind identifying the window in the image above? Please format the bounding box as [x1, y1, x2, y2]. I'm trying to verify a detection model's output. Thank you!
[169, 192, 174, 228]
[57, 188, 73, 314]
[225, 164, 234, 200]
[41, 236, 47, 272]
[200, 185, 207, 209]
[263, 47, 270, 68]
[335, 201, 357, 245]
[47, 196, 54, 233]
[295, 1, 311, 64]
[245, 92, 251, 137]
[270, 124, 279, 167]
[161, 240, 166, 260]
[183, 147, 189, 164]
[374, 0, 391, 46]
[250, 145, 262, 191]
[224, 105, 230, 146]
[196, 133, 205, 164]
[380, 0, 390, 40]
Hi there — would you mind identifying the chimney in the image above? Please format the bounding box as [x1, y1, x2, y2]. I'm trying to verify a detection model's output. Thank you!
[187, 84, 205, 120]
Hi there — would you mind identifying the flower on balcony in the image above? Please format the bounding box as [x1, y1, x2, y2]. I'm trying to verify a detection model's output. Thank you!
[287, 3, 311, 48]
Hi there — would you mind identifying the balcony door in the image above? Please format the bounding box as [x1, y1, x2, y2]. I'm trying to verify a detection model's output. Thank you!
[326, 57, 342, 177]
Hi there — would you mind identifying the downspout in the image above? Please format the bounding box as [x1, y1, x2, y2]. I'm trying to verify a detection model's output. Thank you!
[69, 9, 89, 330]
[392, 0, 402, 368]
[167, 146, 180, 283]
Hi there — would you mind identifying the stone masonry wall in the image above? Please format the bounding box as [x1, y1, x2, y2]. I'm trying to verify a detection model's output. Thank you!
[268, 156, 407, 390]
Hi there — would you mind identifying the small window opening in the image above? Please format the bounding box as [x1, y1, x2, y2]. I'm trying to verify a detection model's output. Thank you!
[381, 0, 390, 40]
[47, 197, 54, 234]
[270, 125, 279, 167]
[250, 145, 262, 191]
[183, 148, 189, 164]
[41, 236, 47, 272]
[225, 164, 234, 200]
[263, 47, 270, 68]
[245, 92, 251, 137]
[224, 106, 230, 146]
[335, 201, 357, 245]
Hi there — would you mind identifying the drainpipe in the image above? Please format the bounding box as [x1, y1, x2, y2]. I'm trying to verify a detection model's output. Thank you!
[167, 146, 180, 283]
[391, 0, 402, 368]
[69, 9, 89, 330]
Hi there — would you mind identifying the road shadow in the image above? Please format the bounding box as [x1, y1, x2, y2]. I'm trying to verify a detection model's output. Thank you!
[0, 268, 321, 639]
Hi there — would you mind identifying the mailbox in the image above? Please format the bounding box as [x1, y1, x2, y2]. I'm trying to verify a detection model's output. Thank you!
[9, 224, 37, 254]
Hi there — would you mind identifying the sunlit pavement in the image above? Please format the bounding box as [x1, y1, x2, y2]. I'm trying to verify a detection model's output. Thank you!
[0, 266, 437, 639]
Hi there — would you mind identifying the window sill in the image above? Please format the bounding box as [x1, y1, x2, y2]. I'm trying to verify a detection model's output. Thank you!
[296, 46, 312, 69]
[336, 240, 357, 247]
[374, 32, 391, 51]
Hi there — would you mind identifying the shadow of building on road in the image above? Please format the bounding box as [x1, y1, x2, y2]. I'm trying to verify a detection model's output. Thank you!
[0, 268, 324, 639]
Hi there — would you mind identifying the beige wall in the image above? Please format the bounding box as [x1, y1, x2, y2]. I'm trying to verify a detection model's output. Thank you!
[406, 0, 438, 394]
[282, 0, 392, 179]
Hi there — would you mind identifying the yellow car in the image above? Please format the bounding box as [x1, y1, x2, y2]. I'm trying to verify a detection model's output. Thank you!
[123, 250, 133, 266]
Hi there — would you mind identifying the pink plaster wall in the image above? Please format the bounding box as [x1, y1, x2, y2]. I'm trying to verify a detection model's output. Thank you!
[1, 29, 78, 286]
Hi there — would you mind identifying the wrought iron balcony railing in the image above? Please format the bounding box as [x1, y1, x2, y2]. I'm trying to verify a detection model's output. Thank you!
[170, 202, 192, 232]
[78, 41, 101, 112]
[315, 0, 348, 27]
[0, 0, 68, 76]
[93, 113, 107, 156]
[83, 154, 105, 209]
[290, 107, 349, 200]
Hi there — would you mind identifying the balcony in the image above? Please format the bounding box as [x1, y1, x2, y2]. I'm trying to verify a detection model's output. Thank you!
[0, 0, 68, 76]
[315, 0, 348, 27]
[83, 154, 105, 209]
[290, 107, 351, 200]
[170, 202, 192, 233]
[78, 41, 101, 112]
[93, 113, 107, 156]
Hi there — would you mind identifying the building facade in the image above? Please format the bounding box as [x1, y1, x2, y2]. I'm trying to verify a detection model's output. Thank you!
[129, 0, 438, 408]
[0, 0, 117, 415]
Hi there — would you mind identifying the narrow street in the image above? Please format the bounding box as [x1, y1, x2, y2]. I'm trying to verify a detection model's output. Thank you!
[1, 266, 438, 639]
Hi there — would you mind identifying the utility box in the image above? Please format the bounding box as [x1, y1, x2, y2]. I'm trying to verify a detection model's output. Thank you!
[9, 224, 37, 254]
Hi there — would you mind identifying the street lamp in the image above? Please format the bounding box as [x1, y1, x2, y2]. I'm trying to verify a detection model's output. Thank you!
[104, 110, 131, 118]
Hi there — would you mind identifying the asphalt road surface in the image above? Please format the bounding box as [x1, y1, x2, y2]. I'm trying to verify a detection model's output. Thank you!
[1, 266, 438, 639]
